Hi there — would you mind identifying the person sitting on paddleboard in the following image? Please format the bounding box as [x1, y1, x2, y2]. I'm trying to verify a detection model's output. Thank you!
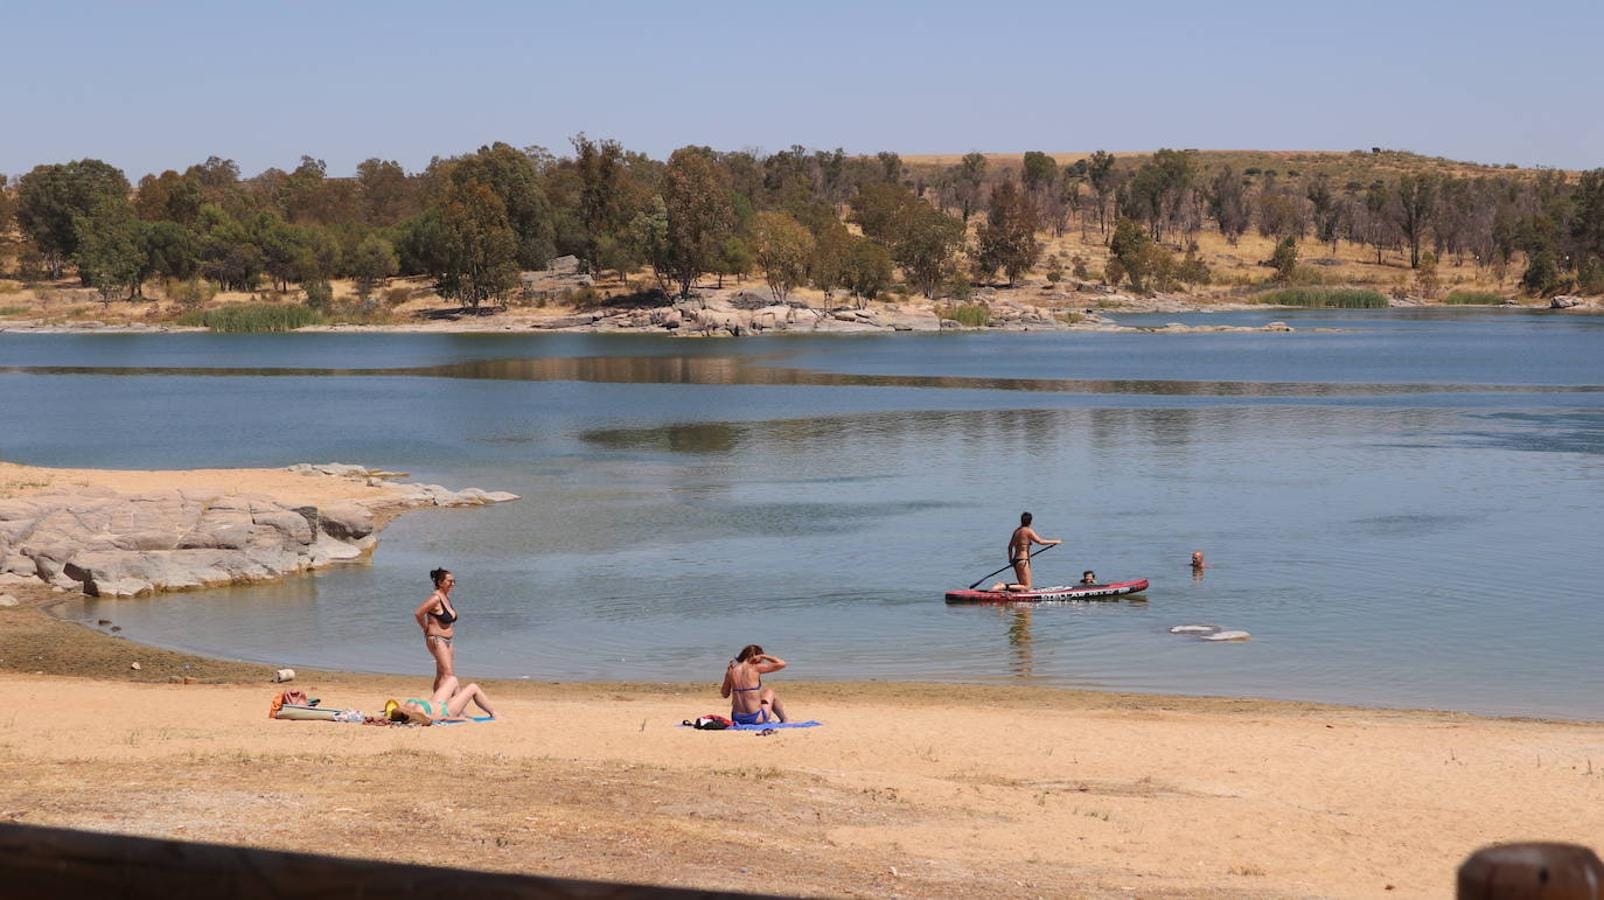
[721, 644, 789, 725]
[992, 512, 1061, 592]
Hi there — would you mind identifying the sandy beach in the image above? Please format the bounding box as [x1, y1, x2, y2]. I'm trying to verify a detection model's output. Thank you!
[1, 590, 1601, 899]
[0, 459, 398, 507]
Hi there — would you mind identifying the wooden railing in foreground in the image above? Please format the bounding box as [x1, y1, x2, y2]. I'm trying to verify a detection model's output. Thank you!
[0, 822, 775, 900]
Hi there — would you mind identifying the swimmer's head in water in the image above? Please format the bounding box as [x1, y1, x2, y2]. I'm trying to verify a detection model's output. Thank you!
[736, 644, 765, 662]
[1020, 512, 1032, 526]
[1190, 551, 1205, 567]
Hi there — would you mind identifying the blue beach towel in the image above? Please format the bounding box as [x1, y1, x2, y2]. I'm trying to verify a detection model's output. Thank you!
[679, 720, 822, 731]
[435, 716, 496, 726]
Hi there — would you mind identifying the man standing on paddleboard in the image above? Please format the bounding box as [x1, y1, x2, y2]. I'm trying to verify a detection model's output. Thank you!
[993, 512, 1061, 591]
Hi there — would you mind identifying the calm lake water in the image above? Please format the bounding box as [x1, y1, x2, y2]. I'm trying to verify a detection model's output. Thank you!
[4, 308, 1602, 718]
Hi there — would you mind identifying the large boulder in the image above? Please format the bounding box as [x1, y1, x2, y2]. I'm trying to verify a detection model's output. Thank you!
[251, 506, 315, 545]
[318, 502, 375, 540]
[1, 554, 38, 578]
[546, 255, 581, 275]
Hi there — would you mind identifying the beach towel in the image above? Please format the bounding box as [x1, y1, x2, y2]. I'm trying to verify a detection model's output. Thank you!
[273, 704, 343, 722]
[679, 720, 822, 731]
[434, 716, 496, 726]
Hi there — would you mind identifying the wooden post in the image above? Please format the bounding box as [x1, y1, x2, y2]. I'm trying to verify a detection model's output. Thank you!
[1459, 842, 1604, 899]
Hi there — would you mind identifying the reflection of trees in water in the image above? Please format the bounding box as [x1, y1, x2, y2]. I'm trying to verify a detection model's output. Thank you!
[431, 355, 746, 385]
[585, 422, 745, 454]
[585, 409, 1071, 459]
[581, 407, 1466, 477]
[425, 355, 1548, 399]
[13, 355, 1590, 403]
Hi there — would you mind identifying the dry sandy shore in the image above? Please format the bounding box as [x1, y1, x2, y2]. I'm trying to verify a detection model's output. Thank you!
[0, 460, 396, 507]
[1, 598, 1601, 899]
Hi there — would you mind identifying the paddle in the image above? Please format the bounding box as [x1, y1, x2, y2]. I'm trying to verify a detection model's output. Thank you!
[967, 542, 1059, 590]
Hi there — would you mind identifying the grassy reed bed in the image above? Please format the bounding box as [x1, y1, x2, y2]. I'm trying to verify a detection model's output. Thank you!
[177, 303, 323, 332]
[935, 302, 991, 327]
[1442, 290, 1506, 305]
[1254, 287, 1388, 309]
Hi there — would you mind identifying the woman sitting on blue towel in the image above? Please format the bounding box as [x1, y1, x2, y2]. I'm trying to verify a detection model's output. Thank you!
[721, 644, 790, 726]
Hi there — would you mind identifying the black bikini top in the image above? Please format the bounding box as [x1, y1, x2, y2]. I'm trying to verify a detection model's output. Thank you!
[432, 604, 457, 626]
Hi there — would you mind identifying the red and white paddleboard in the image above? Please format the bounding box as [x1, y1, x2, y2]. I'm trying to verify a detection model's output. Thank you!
[944, 578, 1149, 604]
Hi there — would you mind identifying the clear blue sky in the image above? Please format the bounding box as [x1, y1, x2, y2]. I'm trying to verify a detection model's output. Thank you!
[6, 0, 1601, 179]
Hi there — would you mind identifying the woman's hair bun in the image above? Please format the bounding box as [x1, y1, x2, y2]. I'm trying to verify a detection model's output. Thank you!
[429, 567, 450, 584]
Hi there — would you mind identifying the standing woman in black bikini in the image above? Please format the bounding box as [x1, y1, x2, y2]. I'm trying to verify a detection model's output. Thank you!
[414, 568, 458, 691]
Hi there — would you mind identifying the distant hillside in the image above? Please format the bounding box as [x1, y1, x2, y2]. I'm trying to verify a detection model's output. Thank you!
[903, 149, 1565, 181]
[2, 142, 1599, 327]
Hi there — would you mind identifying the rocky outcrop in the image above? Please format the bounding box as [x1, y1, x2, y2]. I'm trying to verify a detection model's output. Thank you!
[0, 464, 516, 598]
[531, 291, 947, 337]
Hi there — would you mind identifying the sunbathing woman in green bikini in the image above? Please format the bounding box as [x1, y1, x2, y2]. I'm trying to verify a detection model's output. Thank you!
[397, 675, 497, 723]
[720, 644, 789, 725]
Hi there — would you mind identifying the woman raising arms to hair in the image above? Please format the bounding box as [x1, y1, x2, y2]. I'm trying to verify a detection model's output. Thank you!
[414, 568, 457, 692]
[721, 644, 789, 725]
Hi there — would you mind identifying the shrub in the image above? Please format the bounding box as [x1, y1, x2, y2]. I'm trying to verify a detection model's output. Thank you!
[559, 285, 603, 309]
[941, 275, 973, 302]
[1270, 237, 1298, 282]
[0, 305, 28, 317]
[1055, 311, 1084, 325]
[1045, 268, 1063, 283]
[1071, 255, 1089, 280]
[1414, 252, 1441, 298]
[1254, 287, 1387, 308]
[384, 285, 412, 307]
[1579, 256, 1604, 294]
[1287, 265, 1328, 285]
[177, 302, 323, 332]
[1443, 290, 1505, 305]
[1176, 249, 1211, 285]
[165, 277, 216, 310]
[1103, 258, 1126, 287]
[1521, 248, 1561, 296]
[935, 302, 990, 326]
[303, 280, 334, 311]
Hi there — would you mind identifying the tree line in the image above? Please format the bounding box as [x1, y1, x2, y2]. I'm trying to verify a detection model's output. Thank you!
[1, 142, 1600, 308]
